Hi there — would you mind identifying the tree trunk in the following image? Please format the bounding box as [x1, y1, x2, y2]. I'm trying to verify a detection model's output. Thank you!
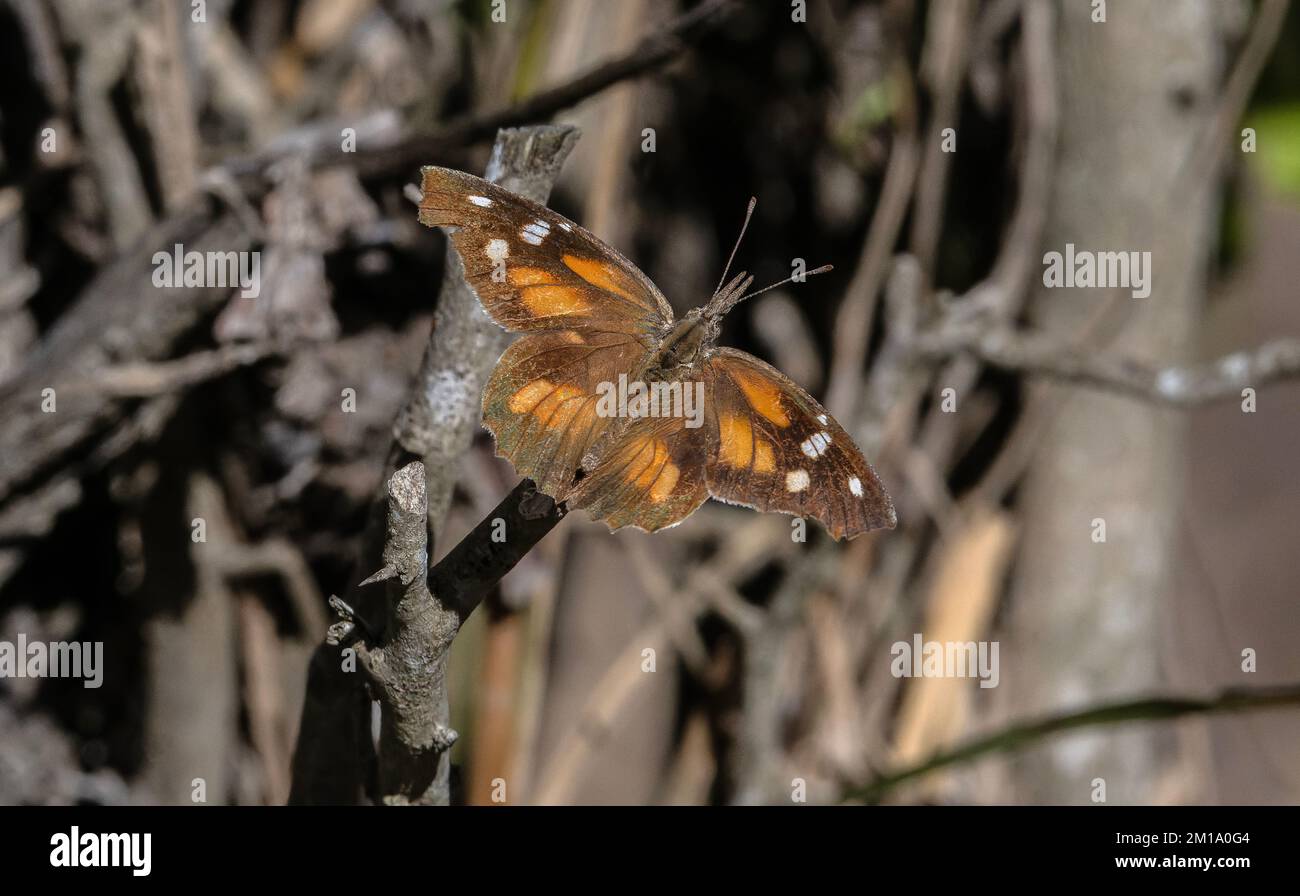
[995, 0, 1224, 804]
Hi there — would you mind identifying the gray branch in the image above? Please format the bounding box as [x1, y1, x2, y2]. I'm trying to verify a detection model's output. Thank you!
[350, 462, 461, 805]
[290, 125, 578, 805]
[912, 325, 1300, 407]
[396, 125, 580, 542]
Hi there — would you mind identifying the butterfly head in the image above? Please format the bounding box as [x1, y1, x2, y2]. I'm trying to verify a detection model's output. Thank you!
[661, 272, 775, 367]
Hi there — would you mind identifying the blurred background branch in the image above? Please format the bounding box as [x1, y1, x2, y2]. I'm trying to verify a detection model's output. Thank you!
[846, 682, 1300, 804]
[910, 326, 1300, 406]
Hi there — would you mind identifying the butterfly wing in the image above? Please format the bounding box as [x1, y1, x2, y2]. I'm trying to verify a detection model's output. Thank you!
[704, 348, 895, 539]
[562, 411, 710, 533]
[482, 328, 642, 501]
[420, 166, 676, 500]
[418, 166, 673, 339]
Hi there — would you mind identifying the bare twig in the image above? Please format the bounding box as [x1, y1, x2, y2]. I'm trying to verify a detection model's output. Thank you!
[892, 0, 1057, 522]
[751, 293, 824, 393]
[843, 0, 1058, 768]
[1176, 0, 1291, 192]
[396, 125, 581, 543]
[224, 0, 740, 185]
[351, 462, 461, 805]
[69, 342, 287, 398]
[823, 10, 923, 422]
[325, 478, 564, 804]
[532, 516, 786, 804]
[426, 479, 566, 617]
[732, 544, 842, 804]
[353, 0, 740, 180]
[825, 123, 920, 420]
[845, 683, 1300, 804]
[909, 0, 974, 283]
[975, 0, 1288, 507]
[290, 126, 578, 804]
[133, 0, 201, 207]
[912, 326, 1300, 408]
[0, 202, 251, 508]
[53, 0, 152, 249]
[964, 0, 1058, 318]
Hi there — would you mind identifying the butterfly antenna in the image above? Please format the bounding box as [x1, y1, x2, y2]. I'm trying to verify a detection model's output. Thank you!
[724, 264, 833, 312]
[714, 197, 757, 298]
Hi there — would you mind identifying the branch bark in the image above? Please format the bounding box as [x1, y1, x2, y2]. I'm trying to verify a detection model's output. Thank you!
[349, 463, 459, 805]
[396, 126, 581, 543]
[289, 125, 577, 805]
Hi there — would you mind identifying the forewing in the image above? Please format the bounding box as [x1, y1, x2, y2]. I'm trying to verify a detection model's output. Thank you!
[563, 413, 710, 533]
[418, 166, 673, 340]
[483, 329, 645, 501]
[704, 348, 895, 539]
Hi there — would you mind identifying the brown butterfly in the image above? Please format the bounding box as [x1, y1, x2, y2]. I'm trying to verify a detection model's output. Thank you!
[418, 166, 895, 539]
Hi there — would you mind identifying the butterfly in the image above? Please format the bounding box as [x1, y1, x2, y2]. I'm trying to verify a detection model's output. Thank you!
[417, 166, 895, 539]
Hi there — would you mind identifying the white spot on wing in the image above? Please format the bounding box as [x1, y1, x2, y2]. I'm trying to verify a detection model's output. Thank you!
[848, 476, 863, 497]
[558, 221, 572, 232]
[801, 431, 833, 458]
[521, 220, 550, 244]
[817, 414, 828, 425]
[786, 469, 810, 493]
[485, 239, 509, 262]
[468, 195, 493, 207]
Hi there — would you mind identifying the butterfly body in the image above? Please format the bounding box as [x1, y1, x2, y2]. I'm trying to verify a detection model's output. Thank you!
[653, 308, 713, 373]
[418, 166, 895, 539]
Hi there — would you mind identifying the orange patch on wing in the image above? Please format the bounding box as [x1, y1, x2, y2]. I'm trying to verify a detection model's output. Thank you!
[521, 284, 589, 317]
[508, 266, 553, 286]
[508, 379, 554, 414]
[624, 438, 679, 504]
[752, 438, 776, 473]
[649, 460, 680, 504]
[563, 255, 639, 301]
[733, 373, 790, 427]
[558, 331, 585, 344]
[717, 413, 754, 467]
[627, 438, 666, 487]
[532, 384, 586, 430]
